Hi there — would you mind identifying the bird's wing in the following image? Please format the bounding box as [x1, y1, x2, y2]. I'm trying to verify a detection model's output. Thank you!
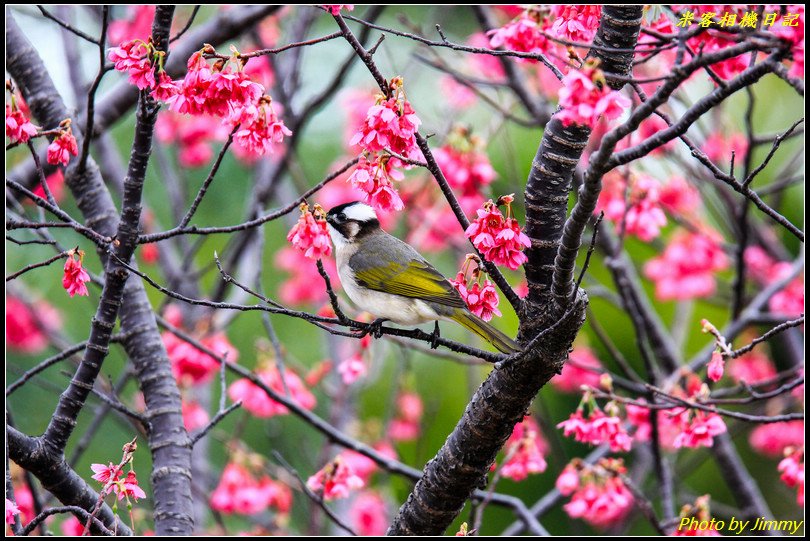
[350, 235, 465, 309]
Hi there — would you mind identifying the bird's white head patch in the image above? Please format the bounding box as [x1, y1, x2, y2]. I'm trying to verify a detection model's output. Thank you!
[341, 202, 378, 223]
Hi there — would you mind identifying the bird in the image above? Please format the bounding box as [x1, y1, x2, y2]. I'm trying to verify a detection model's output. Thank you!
[324, 201, 520, 353]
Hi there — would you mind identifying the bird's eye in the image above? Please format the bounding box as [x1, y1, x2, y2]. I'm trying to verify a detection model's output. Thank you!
[337, 213, 347, 222]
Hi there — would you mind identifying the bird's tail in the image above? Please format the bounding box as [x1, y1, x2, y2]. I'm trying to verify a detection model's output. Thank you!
[451, 310, 520, 354]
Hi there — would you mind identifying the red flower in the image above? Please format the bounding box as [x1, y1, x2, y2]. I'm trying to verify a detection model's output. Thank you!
[47, 128, 79, 167]
[465, 199, 530, 270]
[433, 132, 496, 197]
[337, 353, 367, 385]
[644, 230, 729, 301]
[306, 456, 364, 500]
[211, 462, 291, 515]
[228, 365, 316, 418]
[151, 71, 180, 101]
[5, 104, 39, 144]
[488, 16, 550, 58]
[707, 352, 725, 383]
[117, 471, 146, 501]
[231, 97, 292, 156]
[181, 400, 210, 432]
[595, 172, 667, 242]
[557, 65, 630, 128]
[557, 408, 632, 453]
[6, 296, 61, 354]
[90, 462, 121, 485]
[62, 249, 91, 297]
[107, 6, 154, 44]
[347, 154, 405, 212]
[349, 491, 388, 536]
[749, 421, 805, 457]
[287, 203, 332, 259]
[500, 418, 548, 481]
[673, 411, 727, 449]
[558, 459, 634, 529]
[350, 89, 422, 160]
[166, 52, 213, 116]
[388, 392, 423, 442]
[5, 499, 20, 526]
[162, 330, 239, 386]
[551, 347, 603, 393]
[550, 5, 602, 43]
[323, 5, 354, 16]
[777, 447, 805, 506]
[450, 270, 501, 322]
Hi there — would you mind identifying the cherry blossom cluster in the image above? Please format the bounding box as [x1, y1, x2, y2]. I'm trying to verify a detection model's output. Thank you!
[323, 4, 354, 15]
[108, 37, 292, 159]
[433, 126, 496, 198]
[306, 455, 365, 501]
[555, 458, 634, 529]
[46, 124, 79, 167]
[643, 230, 729, 301]
[62, 248, 91, 298]
[488, 9, 551, 58]
[347, 77, 422, 211]
[90, 463, 146, 502]
[465, 195, 531, 270]
[5, 84, 38, 144]
[228, 363, 317, 418]
[744, 246, 804, 316]
[749, 420, 804, 458]
[287, 202, 333, 260]
[496, 417, 548, 481]
[557, 398, 633, 453]
[160, 305, 239, 386]
[557, 61, 630, 129]
[449, 254, 501, 322]
[595, 172, 668, 242]
[349, 491, 388, 536]
[210, 460, 292, 515]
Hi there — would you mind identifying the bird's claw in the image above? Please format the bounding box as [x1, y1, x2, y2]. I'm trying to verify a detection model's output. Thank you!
[369, 318, 388, 339]
[430, 321, 441, 349]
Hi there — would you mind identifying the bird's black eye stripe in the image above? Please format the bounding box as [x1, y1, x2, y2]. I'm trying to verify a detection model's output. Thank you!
[337, 213, 347, 222]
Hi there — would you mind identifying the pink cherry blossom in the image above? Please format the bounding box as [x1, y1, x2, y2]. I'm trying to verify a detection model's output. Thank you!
[166, 52, 213, 116]
[465, 199, 530, 270]
[777, 447, 804, 506]
[748, 421, 805, 457]
[616, 115, 676, 156]
[466, 33, 506, 81]
[550, 5, 602, 43]
[558, 459, 634, 528]
[595, 172, 667, 241]
[557, 408, 632, 452]
[558, 65, 630, 128]
[440, 76, 477, 109]
[5, 499, 20, 526]
[62, 250, 91, 297]
[433, 135, 496, 197]
[350, 491, 388, 536]
[742, 246, 804, 316]
[337, 353, 367, 385]
[389, 392, 423, 441]
[31, 169, 66, 203]
[155, 111, 229, 168]
[181, 400, 210, 432]
[323, 5, 353, 15]
[488, 16, 551, 58]
[347, 154, 405, 212]
[151, 71, 180, 101]
[61, 516, 85, 536]
[287, 204, 332, 259]
[625, 399, 686, 450]
[211, 462, 292, 515]
[108, 39, 155, 90]
[118, 471, 147, 501]
[556, 464, 580, 496]
[204, 67, 265, 118]
[707, 351, 725, 382]
[673, 411, 727, 449]
[551, 347, 603, 393]
[5, 104, 39, 144]
[349, 88, 422, 160]
[703, 131, 748, 164]
[500, 418, 548, 481]
[306, 456, 364, 501]
[90, 462, 121, 485]
[107, 6, 154, 44]
[6, 296, 61, 354]
[47, 128, 79, 167]
[163, 330, 238, 386]
[727, 350, 777, 385]
[450, 270, 502, 322]
[644, 230, 729, 301]
[659, 176, 701, 215]
[231, 97, 292, 157]
[275, 246, 340, 306]
[228, 365, 316, 418]
[340, 442, 398, 484]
